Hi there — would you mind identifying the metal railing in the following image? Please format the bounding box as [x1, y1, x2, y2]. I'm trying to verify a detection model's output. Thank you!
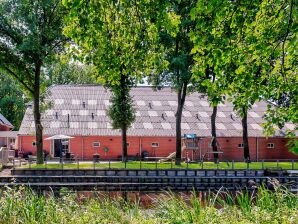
[11, 157, 298, 171]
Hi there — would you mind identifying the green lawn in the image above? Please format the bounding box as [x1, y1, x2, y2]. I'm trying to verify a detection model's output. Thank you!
[20, 161, 298, 170]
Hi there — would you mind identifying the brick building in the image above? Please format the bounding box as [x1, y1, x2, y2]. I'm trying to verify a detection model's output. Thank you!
[0, 113, 17, 148]
[18, 85, 298, 161]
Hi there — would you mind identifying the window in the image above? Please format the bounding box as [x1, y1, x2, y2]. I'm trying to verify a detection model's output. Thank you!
[93, 142, 100, 147]
[151, 142, 159, 147]
[32, 141, 36, 146]
[126, 143, 130, 147]
[267, 143, 275, 149]
[61, 139, 69, 153]
[238, 143, 244, 148]
[186, 142, 197, 149]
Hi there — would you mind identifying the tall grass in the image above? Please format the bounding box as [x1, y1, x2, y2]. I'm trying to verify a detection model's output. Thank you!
[0, 185, 297, 224]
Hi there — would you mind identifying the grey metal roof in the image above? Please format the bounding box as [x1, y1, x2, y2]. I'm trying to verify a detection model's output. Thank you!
[18, 85, 297, 137]
[0, 113, 14, 128]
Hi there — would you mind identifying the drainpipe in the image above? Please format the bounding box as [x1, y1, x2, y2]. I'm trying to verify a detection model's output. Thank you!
[256, 137, 259, 162]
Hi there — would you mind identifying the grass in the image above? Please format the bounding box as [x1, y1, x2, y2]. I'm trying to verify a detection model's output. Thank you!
[0, 185, 297, 223]
[19, 161, 298, 170]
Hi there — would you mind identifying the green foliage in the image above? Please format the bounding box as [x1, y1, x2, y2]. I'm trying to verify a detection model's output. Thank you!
[0, 72, 25, 130]
[63, 0, 165, 88]
[63, 0, 166, 161]
[2, 187, 296, 223]
[0, 0, 67, 94]
[46, 59, 97, 85]
[108, 85, 136, 130]
[0, 0, 68, 164]
[287, 138, 298, 155]
[191, 0, 297, 137]
[149, 1, 195, 90]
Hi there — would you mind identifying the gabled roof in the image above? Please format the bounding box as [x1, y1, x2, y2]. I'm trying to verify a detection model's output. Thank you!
[0, 113, 14, 129]
[18, 85, 297, 137]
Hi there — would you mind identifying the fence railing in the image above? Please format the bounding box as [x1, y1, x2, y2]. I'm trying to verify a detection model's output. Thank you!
[11, 157, 298, 170]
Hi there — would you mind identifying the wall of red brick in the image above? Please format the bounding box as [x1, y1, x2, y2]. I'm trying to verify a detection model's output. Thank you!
[18, 136, 51, 155]
[18, 135, 298, 161]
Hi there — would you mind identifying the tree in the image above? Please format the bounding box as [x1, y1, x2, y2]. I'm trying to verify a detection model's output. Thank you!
[107, 76, 136, 161]
[64, 0, 164, 162]
[149, 0, 196, 165]
[190, 4, 230, 163]
[0, 0, 67, 163]
[46, 59, 97, 85]
[200, 68, 226, 163]
[249, 0, 298, 135]
[191, 0, 265, 162]
[0, 72, 25, 130]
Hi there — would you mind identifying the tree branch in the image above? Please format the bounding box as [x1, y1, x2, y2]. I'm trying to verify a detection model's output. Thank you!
[2, 66, 34, 94]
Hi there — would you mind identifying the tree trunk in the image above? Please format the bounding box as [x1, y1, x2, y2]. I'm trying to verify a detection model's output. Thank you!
[120, 73, 128, 162]
[241, 108, 250, 162]
[121, 126, 127, 162]
[175, 83, 187, 165]
[175, 99, 182, 165]
[211, 105, 219, 163]
[34, 61, 43, 164]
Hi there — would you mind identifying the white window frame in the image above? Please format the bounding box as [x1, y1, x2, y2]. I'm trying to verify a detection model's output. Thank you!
[267, 143, 275, 149]
[238, 143, 244, 148]
[151, 142, 159, 147]
[93, 142, 100, 147]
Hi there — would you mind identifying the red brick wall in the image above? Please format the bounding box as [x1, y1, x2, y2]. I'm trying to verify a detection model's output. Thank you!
[18, 136, 51, 155]
[18, 135, 298, 161]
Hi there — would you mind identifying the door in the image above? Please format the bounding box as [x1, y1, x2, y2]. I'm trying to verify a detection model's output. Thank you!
[54, 139, 61, 157]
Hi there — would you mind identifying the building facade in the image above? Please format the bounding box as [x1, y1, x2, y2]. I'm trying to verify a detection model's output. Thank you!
[0, 113, 17, 148]
[17, 85, 298, 161]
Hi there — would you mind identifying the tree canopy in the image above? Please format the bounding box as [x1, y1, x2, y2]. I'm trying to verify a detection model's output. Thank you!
[63, 0, 166, 161]
[0, 72, 25, 130]
[0, 0, 67, 163]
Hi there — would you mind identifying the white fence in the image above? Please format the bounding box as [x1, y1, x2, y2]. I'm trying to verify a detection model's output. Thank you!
[0, 147, 15, 166]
